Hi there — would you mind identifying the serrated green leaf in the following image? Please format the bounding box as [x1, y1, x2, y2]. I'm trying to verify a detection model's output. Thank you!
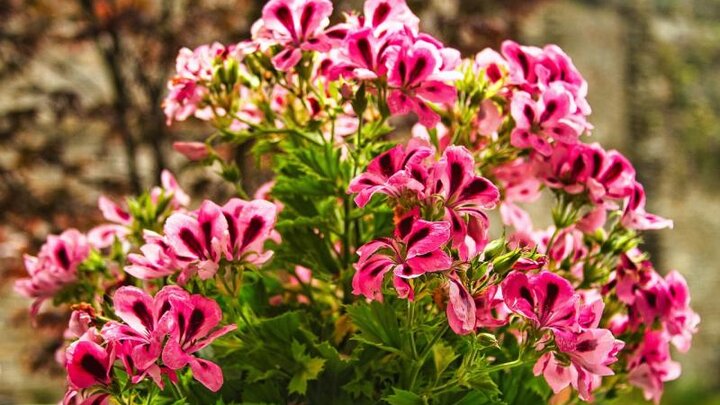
[432, 341, 458, 378]
[383, 388, 423, 405]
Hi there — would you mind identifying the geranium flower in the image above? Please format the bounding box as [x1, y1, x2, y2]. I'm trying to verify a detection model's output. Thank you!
[161, 289, 237, 392]
[65, 331, 113, 390]
[348, 140, 433, 207]
[432, 146, 500, 259]
[261, 0, 333, 70]
[387, 36, 460, 127]
[502, 271, 579, 331]
[352, 210, 452, 301]
[447, 277, 476, 335]
[627, 331, 681, 404]
[15, 229, 89, 316]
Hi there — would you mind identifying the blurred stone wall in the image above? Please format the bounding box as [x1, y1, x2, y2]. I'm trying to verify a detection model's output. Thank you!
[1, 0, 719, 403]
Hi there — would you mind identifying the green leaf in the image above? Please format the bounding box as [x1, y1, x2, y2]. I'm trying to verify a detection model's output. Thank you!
[432, 341, 458, 378]
[347, 301, 403, 351]
[383, 388, 424, 405]
[288, 341, 327, 395]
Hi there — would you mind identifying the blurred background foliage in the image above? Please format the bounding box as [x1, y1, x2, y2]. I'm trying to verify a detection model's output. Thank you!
[0, 0, 718, 403]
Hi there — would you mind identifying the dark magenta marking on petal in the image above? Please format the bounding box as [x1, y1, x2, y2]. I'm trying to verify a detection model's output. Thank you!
[274, 5, 296, 38]
[487, 64, 501, 82]
[571, 155, 586, 180]
[591, 151, 603, 177]
[449, 162, 464, 196]
[601, 161, 624, 184]
[397, 59, 407, 84]
[396, 214, 414, 240]
[372, 2, 391, 27]
[80, 353, 107, 382]
[368, 263, 388, 277]
[644, 291, 657, 308]
[326, 27, 348, 40]
[241, 216, 264, 249]
[542, 283, 560, 316]
[408, 56, 428, 85]
[378, 151, 395, 178]
[185, 308, 205, 341]
[576, 339, 598, 352]
[201, 220, 213, 252]
[132, 300, 154, 330]
[177, 312, 186, 340]
[519, 286, 534, 307]
[517, 51, 530, 77]
[357, 37, 374, 69]
[179, 228, 204, 257]
[159, 300, 172, 316]
[540, 101, 557, 123]
[299, 3, 315, 36]
[224, 213, 238, 249]
[459, 178, 491, 201]
[56, 245, 70, 269]
[406, 226, 430, 250]
[523, 104, 535, 123]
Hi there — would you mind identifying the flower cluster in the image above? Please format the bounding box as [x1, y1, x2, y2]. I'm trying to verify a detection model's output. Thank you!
[126, 197, 277, 283]
[15, 0, 699, 404]
[66, 286, 235, 398]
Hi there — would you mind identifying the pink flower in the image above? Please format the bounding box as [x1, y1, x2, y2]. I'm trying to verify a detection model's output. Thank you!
[534, 328, 623, 401]
[502, 271, 579, 331]
[387, 36, 460, 127]
[352, 210, 452, 300]
[15, 229, 89, 316]
[261, 0, 333, 70]
[627, 331, 681, 404]
[622, 182, 673, 230]
[65, 333, 113, 389]
[161, 289, 237, 392]
[348, 140, 433, 207]
[101, 286, 185, 379]
[473, 284, 509, 328]
[125, 231, 185, 280]
[432, 146, 499, 259]
[447, 278, 476, 335]
[363, 0, 419, 33]
[663, 271, 700, 353]
[509, 86, 585, 156]
[173, 141, 209, 161]
[164, 200, 230, 279]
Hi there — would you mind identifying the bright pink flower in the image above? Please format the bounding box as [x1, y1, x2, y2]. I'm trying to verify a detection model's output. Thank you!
[474, 48, 508, 84]
[352, 211, 452, 300]
[363, 0, 419, 33]
[509, 86, 585, 156]
[622, 182, 673, 230]
[502, 271, 579, 331]
[348, 141, 433, 207]
[65, 334, 113, 389]
[62, 389, 110, 405]
[664, 271, 700, 353]
[432, 146, 500, 259]
[627, 331, 681, 404]
[15, 229, 89, 316]
[493, 158, 542, 204]
[154, 170, 191, 209]
[163, 43, 230, 124]
[473, 284, 509, 328]
[387, 36, 460, 127]
[125, 231, 185, 280]
[261, 0, 333, 70]
[161, 289, 237, 392]
[101, 286, 185, 376]
[447, 278, 476, 335]
[164, 200, 229, 279]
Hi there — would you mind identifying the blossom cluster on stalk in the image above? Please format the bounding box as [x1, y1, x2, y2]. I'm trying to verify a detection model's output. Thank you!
[13, 0, 700, 403]
[65, 286, 235, 400]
